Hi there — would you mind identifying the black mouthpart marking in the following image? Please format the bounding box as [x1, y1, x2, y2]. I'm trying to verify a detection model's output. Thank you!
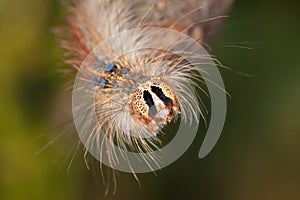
[151, 86, 173, 106]
[143, 90, 157, 117]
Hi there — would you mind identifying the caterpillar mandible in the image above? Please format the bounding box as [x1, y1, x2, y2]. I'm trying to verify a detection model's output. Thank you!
[57, 0, 232, 193]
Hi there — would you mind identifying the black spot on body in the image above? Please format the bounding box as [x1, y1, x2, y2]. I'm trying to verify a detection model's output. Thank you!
[104, 64, 117, 73]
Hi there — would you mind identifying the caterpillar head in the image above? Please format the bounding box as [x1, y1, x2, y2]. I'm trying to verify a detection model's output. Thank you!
[129, 79, 179, 135]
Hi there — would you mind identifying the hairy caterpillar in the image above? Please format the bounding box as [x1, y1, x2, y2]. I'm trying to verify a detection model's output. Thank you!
[57, 0, 232, 194]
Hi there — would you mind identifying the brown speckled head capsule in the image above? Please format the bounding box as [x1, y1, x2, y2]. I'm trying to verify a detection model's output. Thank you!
[129, 79, 179, 134]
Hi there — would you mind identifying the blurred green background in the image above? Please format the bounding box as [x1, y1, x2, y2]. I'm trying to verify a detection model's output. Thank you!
[0, 0, 299, 199]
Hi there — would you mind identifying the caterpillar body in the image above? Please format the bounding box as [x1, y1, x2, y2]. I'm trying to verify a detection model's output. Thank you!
[57, 0, 232, 193]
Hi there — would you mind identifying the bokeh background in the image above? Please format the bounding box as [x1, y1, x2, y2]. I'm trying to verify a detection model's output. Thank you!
[0, 0, 299, 199]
